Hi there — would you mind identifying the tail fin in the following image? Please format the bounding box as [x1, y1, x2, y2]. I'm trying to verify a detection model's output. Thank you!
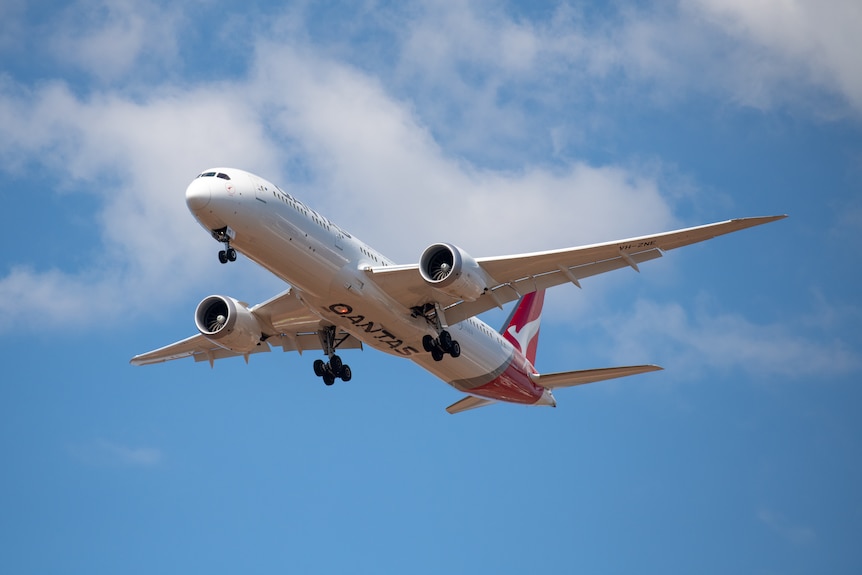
[501, 290, 545, 364]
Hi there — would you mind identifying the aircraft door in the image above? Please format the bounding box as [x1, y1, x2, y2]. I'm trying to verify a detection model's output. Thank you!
[252, 175, 268, 203]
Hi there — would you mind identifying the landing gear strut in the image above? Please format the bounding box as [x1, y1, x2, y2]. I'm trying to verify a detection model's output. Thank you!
[314, 325, 352, 385]
[212, 227, 237, 264]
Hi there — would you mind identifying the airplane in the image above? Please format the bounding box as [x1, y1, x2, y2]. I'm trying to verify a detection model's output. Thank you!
[131, 167, 786, 413]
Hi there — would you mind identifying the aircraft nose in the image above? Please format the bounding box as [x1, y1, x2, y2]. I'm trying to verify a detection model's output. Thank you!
[185, 177, 211, 211]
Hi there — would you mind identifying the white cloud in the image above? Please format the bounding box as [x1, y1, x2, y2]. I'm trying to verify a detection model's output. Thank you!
[758, 507, 816, 545]
[0, 36, 677, 333]
[0, 80, 281, 332]
[49, 0, 183, 82]
[250, 42, 677, 260]
[2, 0, 855, 339]
[392, 0, 862, 130]
[69, 439, 162, 468]
[602, 0, 862, 116]
[392, 3, 599, 161]
[690, 0, 862, 113]
[591, 298, 861, 380]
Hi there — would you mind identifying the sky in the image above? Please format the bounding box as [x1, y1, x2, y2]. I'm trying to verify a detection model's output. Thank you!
[1, 0, 860, 573]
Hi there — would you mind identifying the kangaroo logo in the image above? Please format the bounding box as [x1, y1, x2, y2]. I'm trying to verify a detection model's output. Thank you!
[507, 316, 541, 355]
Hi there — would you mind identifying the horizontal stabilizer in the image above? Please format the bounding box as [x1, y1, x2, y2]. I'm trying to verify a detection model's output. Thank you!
[446, 395, 498, 414]
[530, 364, 663, 389]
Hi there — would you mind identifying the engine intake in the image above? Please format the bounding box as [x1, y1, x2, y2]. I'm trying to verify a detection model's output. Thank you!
[419, 243, 489, 301]
[195, 295, 266, 353]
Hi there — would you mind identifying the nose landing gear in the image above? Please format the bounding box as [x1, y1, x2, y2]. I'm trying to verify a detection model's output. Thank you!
[212, 226, 237, 264]
[218, 247, 237, 264]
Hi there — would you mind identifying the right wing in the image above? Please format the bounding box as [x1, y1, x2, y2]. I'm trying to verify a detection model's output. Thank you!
[368, 216, 786, 325]
[130, 288, 362, 366]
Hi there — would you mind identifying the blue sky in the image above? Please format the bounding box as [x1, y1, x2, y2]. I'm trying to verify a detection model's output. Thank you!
[1, 0, 860, 573]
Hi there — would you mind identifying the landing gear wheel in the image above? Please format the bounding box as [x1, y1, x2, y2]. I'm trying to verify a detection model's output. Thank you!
[323, 372, 336, 386]
[431, 348, 444, 362]
[313, 359, 326, 377]
[329, 354, 343, 374]
[449, 340, 461, 358]
[340, 365, 352, 382]
[227, 248, 237, 262]
[218, 250, 228, 264]
[422, 335, 435, 353]
[438, 330, 453, 352]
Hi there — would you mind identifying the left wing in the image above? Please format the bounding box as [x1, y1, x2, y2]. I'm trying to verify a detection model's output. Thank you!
[130, 288, 362, 366]
[368, 216, 786, 325]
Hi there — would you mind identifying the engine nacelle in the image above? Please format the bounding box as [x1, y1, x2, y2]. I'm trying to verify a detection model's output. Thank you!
[419, 243, 489, 301]
[194, 295, 266, 353]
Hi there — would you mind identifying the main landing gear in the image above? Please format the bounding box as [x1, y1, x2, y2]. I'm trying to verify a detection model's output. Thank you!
[412, 303, 461, 362]
[422, 330, 461, 362]
[313, 356, 351, 386]
[314, 326, 352, 386]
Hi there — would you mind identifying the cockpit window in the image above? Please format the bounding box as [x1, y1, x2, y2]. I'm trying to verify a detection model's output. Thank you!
[196, 171, 231, 180]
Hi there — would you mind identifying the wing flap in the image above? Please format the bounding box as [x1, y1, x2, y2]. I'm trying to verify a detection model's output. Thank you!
[190, 341, 273, 363]
[130, 334, 271, 366]
[266, 332, 363, 354]
[132, 330, 363, 366]
[445, 248, 663, 325]
[530, 364, 663, 389]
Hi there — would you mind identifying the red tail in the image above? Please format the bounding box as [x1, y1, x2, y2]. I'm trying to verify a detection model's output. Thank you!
[500, 290, 545, 365]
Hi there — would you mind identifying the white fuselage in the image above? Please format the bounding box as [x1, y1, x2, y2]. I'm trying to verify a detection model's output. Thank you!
[186, 168, 549, 404]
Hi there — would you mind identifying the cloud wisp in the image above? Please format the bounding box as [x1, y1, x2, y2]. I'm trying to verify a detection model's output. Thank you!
[758, 507, 817, 545]
[589, 298, 861, 381]
[385, 0, 862, 162]
[0, 80, 280, 332]
[69, 439, 163, 468]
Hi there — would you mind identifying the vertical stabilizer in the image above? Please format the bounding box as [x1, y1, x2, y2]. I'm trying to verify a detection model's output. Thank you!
[500, 290, 545, 365]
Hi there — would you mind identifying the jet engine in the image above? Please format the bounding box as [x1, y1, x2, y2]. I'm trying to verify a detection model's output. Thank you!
[194, 295, 267, 353]
[419, 243, 489, 301]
